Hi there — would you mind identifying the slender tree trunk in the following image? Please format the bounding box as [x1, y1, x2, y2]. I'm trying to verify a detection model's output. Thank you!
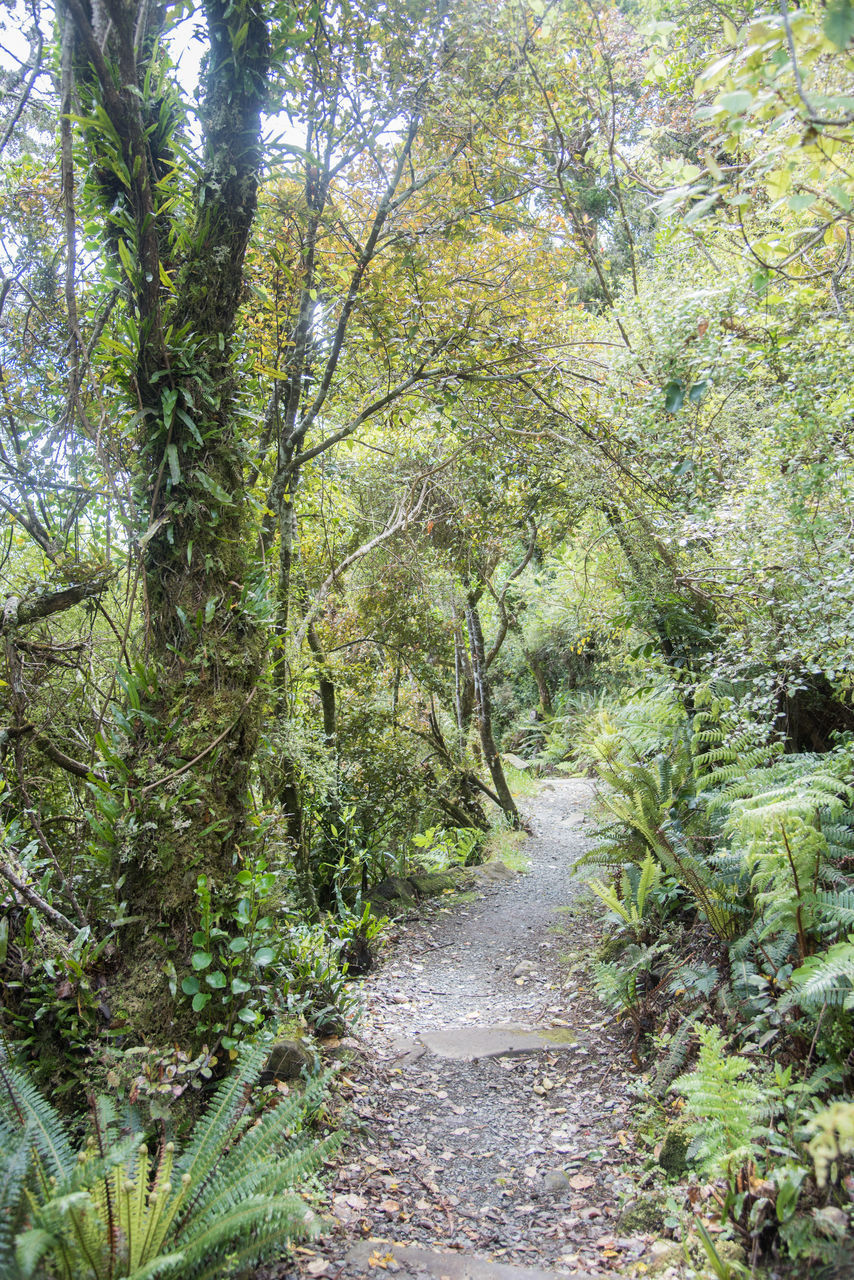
[306, 621, 337, 748]
[464, 594, 519, 828]
[453, 617, 476, 749]
[525, 646, 554, 717]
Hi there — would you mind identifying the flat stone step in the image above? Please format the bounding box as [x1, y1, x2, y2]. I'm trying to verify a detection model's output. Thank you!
[346, 1238, 589, 1278]
[389, 1023, 578, 1063]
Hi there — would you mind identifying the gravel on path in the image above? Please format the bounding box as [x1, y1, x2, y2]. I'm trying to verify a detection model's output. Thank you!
[285, 779, 657, 1280]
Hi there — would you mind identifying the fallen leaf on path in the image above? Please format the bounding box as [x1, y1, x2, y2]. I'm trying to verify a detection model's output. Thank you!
[305, 1260, 330, 1277]
[569, 1174, 595, 1191]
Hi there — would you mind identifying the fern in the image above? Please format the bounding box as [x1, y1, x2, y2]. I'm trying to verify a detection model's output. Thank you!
[671, 1024, 765, 1176]
[0, 1042, 338, 1280]
[790, 937, 854, 1009]
[815, 889, 854, 930]
[650, 1016, 695, 1097]
[0, 1117, 32, 1279]
[652, 819, 745, 939]
[593, 941, 669, 1021]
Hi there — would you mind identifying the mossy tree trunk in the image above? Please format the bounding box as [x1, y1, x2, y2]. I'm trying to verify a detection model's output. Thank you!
[65, 0, 270, 1034]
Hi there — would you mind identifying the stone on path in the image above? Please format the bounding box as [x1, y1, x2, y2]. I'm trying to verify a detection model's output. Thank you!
[346, 1238, 594, 1279]
[389, 1023, 577, 1062]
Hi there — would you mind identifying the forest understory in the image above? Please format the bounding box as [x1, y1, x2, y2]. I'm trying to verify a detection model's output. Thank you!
[1, 0, 854, 1276]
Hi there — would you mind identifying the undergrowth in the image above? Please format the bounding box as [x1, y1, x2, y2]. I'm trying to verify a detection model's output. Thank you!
[573, 683, 854, 1271]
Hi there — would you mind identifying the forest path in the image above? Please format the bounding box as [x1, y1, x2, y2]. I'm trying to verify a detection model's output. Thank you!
[291, 779, 655, 1280]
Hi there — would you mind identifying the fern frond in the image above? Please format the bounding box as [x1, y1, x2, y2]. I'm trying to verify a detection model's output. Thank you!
[576, 843, 634, 869]
[672, 1024, 765, 1175]
[815, 890, 854, 932]
[791, 938, 854, 1008]
[651, 1017, 695, 1097]
[0, 1119, 31, 1274]
[0, 1056, 75, 1184]
[173, 1039, 268, 1194]
[176, 1194, 319, 1277]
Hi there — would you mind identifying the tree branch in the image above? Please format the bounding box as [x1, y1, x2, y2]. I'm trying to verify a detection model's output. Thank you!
[0, 858, 79, 937]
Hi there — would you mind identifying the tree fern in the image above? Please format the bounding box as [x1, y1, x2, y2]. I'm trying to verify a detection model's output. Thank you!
[0, 1042, 339, 1280]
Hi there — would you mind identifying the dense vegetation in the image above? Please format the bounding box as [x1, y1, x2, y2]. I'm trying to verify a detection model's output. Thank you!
[0, 0, 852, 1273]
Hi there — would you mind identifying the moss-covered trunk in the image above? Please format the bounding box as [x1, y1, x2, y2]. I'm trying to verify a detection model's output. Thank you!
[67, 0, 270, 1036]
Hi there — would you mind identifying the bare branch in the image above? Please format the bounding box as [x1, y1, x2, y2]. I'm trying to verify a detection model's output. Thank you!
[0, 857, 80, 937]
[294, 481, 430, 648]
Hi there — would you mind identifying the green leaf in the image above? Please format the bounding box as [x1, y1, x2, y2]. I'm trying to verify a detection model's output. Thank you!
[176, 407, 204, 445]
[229, 936, 250, 952]
[166, 443, 181, 486]
[237, 1006, 259, 1023]
[191, 951, 213, 970]
[117, 237, 136, 277]
[824, 0, 854, 48]
[162, 388, 179, 427]
[788, 193, 817, 212]
[664, 380, 686, 413]
[253, 946, 275, 967]
[231, 977, 252, 995]
[191, 991, 211, 1011]
[205, 970, 227, 989]
[717, 90, 753, 114]
[181, 976, 200, 995]
[688, 380, 709, 404]
[194, 468, 233, 507]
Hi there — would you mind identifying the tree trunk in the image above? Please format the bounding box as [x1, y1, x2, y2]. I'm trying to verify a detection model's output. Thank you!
[465, 595, 519, 828]
[524, 645, 554, 717]
[65, 0, 270, 1037]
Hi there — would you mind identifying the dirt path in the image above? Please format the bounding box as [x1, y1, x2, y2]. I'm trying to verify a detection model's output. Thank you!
[293, 779, 657, 1280]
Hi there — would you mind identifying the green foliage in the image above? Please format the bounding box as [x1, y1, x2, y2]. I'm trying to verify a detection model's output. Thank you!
[277, 923, 361, 1035]
[790, 937, 854, 1010]
[671, 1024, 764, 1177]
[181, 864, 283, 1049]
[579, 719, 746, 939]
[807, 1101, 854, 1188]
[410, 825, 483, 872]
[587, 853, 661, 939]
[593, 940, 670, 1026]
[0, 1042, 336, 1280]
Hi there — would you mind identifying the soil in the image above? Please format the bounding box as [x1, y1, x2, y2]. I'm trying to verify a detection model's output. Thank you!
[283, 779, 663, 1279]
